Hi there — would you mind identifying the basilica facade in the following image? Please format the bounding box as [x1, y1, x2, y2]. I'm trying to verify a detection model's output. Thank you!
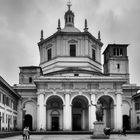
[14, 2, 139, 131]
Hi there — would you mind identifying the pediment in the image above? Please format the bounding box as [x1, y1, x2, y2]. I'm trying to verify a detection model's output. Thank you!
[68, 39, 78, 43]
[46, 44, 53, 48]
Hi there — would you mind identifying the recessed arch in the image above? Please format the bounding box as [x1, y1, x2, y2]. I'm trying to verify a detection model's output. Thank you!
[22, 100, 37, 130]
[97, 95, 115, 129]
[46, 95, 63, 131]
[45, 94, 65, 105]
[72, 95, 89, 131]
[96, 94, 116, 105]
[70, 94, 90, 105]
[22, 99, 37, 109]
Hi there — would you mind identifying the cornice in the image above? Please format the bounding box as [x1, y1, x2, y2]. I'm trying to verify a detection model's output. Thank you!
[34, 76, 127, 84]
[38, 31, 103, 47]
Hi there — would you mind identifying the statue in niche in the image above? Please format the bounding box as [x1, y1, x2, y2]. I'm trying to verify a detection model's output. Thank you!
[91, 100, 104, 122]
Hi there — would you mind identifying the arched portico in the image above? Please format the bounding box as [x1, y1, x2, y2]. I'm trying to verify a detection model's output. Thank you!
[22, 100, 37, 130]
[97, 95, 115, 129]
[24, 114, 32, 130]
[72, 95, 89, 131]
[46, 95, 63, 131]
[122, 100, 131, 130]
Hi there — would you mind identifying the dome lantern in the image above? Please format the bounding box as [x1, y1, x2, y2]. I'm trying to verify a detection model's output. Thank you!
[64, 0, 74, 27]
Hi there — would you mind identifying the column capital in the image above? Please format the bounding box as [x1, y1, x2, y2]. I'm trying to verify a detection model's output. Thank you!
[90, 90, 97, 94]
[64, 92, 70, 95]
[115, 89, 123, 95]
[64, 89, 71, 94]
[115, 91, 123, 95]
[36, 90, 45, 95]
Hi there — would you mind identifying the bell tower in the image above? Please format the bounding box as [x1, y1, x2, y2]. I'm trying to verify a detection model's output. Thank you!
[103, 44, 129, 82]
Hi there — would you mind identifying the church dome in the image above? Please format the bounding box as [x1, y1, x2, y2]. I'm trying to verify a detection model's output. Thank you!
[61, 26, 81, 32]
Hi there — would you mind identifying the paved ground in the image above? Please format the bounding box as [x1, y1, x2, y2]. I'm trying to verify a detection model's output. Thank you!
[1, 134, 140, 140]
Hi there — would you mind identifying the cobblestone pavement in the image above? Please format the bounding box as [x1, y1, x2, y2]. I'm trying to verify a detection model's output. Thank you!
[1, 134, 140, 140]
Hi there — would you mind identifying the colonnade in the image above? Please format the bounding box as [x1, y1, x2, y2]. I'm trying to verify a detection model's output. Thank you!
[37, 91, 123, 131]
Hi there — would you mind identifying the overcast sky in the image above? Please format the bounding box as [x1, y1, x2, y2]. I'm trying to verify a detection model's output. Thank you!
[0, 0, 140, 86]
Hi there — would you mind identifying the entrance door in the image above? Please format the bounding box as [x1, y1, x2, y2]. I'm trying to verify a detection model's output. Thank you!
[52, 117, 59, 131]
[24, 114, 32, 131]
[123, 115, 130, 130]
[72, 114, 81, 131]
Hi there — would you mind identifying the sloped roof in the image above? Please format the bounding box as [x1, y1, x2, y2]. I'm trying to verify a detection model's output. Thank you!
[61, 26, 81, 32]
[0, 76, 20, 98]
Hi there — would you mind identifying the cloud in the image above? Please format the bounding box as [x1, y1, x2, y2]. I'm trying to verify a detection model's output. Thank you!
[0, 0, 140, 86]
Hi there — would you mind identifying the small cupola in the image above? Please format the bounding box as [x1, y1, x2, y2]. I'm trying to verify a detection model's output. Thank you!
[64, 0, 74, 27]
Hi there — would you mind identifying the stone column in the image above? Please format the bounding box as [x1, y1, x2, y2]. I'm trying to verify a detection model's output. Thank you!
[89, 93, 96, 130]
[37, 92, 46, 130]
[114, 104, 117, 129]
[63, 92, 72, 130]
[116, 92, 122, 130]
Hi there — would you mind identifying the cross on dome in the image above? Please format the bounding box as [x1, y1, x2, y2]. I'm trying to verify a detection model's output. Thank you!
[67, 0, 72, 10]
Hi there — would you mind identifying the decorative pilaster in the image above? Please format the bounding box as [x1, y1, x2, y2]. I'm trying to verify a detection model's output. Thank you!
[89, 93, 96, 130]
[116, 92, 122, 129]
[37, 92, 46, 130]
[63, 92, 72, 130]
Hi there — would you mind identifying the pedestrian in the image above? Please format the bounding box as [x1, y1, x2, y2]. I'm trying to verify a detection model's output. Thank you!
[122, 126, 126, 136]
[27, 127, 30, 139]
[23, 126, 30, 140]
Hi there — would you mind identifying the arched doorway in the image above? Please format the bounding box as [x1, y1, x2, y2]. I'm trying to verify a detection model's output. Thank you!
[46, 96, 63, 131]
[98, 95, 114, 129]
[123, 115, 130, 130]
[22, 100, 37, 130]
[24, 114, 32, 131]
[72, 95, 89, 131]
[122, 101, 131, 130]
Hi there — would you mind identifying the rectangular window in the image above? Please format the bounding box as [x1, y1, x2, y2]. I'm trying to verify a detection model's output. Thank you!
[47, 48, 52, 61]
[135, 103, 139, 110]
[3, 95, 6, 105]
[117, 48, 119, 56]
[120, 48, 123, 56]
[13, 102, 17, 111]
[74, 74, 79, 76]
[137, 116, 139, 124]
[114, 48, 123, 56]
[117, 64, 120, 69]
[70, 45, 76, 57]
[6, 114, 7, 123]
[113, 48, 116, 56]
[2, 113, 4, 123]
[92, 49, 96, 61]
[0, 92, 1, 103]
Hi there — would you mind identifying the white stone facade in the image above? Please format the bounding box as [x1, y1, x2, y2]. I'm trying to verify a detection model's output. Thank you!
[13, 2, 140, 131]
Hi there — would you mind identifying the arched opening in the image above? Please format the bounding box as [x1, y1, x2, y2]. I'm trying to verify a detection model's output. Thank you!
[122, 101, 131, 130]
[24, 114, 32, 131]
[22, 101, 37, 130]
[123, 115, 130, 130]
[46, 96, 63, 131]
[72, 95, 89, 131]
[98, 95, 114, 129]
